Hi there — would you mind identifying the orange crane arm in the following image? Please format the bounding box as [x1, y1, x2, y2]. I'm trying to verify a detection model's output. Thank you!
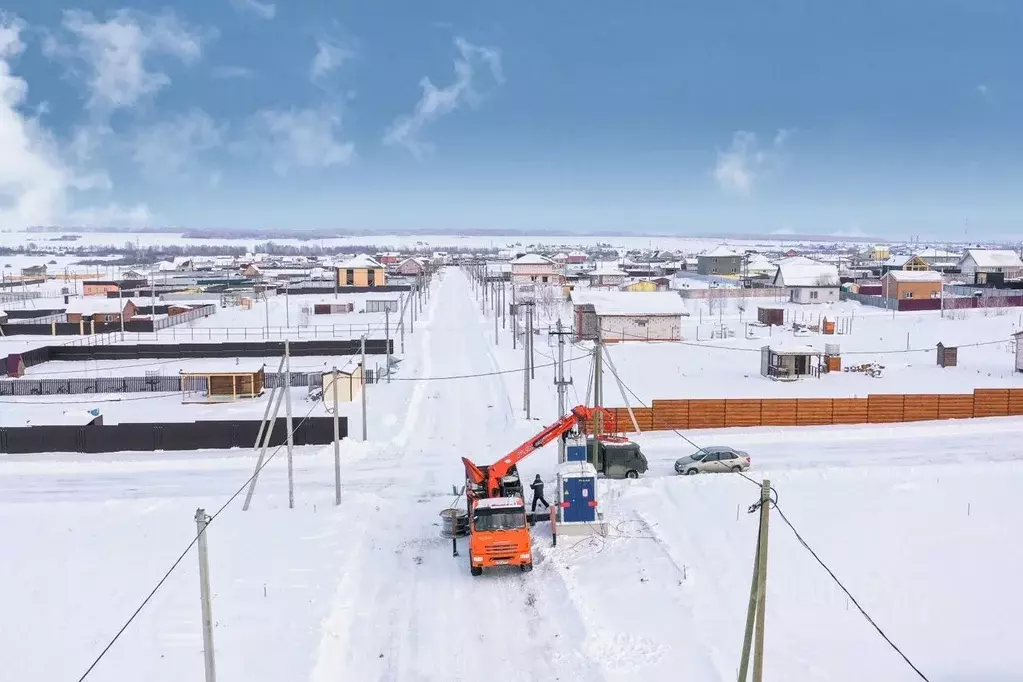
[462, 405, 612, 496]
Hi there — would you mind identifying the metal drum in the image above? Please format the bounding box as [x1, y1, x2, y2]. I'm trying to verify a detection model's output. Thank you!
[439, 507, 469, 538]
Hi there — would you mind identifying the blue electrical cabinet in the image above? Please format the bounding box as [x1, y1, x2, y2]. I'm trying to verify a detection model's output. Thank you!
[566, 444, 588, 462]
[558, 461, 598, 524]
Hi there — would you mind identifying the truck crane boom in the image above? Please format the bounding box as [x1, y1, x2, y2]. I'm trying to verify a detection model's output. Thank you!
[462, 404, 612, 498]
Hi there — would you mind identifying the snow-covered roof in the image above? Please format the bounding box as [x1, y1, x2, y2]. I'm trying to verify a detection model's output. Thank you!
[884, 270, 942, 282]
[156, 260, 176, 271]
[700, 246, 741, 258]
[589, 266, 628, 277]
[571, 290, 688, 316]
[769, 344, 821, 355]
[511, 253, 555, 265]
[961, 249, 1023, 268]
[915, 248, 961, 261]
[475, 497, 525, 510]
[338, 254, 384, 269]
[885, 255, 913, 267]
[65, 299, 133, 315]
[774, 260, 840, 287]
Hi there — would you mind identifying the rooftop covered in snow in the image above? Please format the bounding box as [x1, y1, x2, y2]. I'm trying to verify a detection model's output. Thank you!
[570, 290, 688, 316]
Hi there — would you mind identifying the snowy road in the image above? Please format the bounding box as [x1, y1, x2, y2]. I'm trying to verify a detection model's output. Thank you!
[4, 267, 1023, 681]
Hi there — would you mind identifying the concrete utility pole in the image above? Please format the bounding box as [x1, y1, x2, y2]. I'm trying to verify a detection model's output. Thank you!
[523, 305, 531, 419]
[361, 334, 368, 441]
[550, 320, 574, 464]
[529, 305, 536, 380]
[385, 308, 391, 383]
[591, 337, 604, 467]
[194, 508, 217, 682]
[332, 367, 341, 506]
[285, 287, 290, 328]
[501, 282, 506, 329]
[284, 340, 295, 509]
[243, 385, 285, 510]
[494, 285, 499, 346]
[150, 265, 157, 339]
[738, 479, 772, 682]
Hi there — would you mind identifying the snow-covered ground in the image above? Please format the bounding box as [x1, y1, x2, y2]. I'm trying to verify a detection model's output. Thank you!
[3, 267, 1023, 681]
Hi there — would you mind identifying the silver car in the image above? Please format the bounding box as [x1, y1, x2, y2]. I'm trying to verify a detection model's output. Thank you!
[674, 446, 751, 475]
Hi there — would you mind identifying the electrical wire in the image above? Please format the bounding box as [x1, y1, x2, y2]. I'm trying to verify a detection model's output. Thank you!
[74, 396, 327, 682]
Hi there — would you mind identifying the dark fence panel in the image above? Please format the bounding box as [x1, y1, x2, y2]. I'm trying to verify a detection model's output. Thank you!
[0, 371, 315, 395]
[0, 417, 345, 454]
[50, 339, 391, 361]
[2, 309, 66, 319]
[280, 285, 412, 295]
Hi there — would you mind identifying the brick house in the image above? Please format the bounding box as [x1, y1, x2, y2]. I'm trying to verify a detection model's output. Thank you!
[881, 270, 943, 300]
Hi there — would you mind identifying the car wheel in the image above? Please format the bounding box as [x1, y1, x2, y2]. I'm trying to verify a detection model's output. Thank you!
[686, 468, 698, 476]
[731, 465, 742, 473]
[625, 470, 639, 479]
[470, 564, 482, 577]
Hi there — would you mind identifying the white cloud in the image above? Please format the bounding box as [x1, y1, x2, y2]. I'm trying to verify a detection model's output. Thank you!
[713, 128, 791, 196]
[310, 38, 353, 83]
[211, 65, 255, 79]
[383, 37, 503, 158]
[132, 109, 224, 178]
[0, 16, 149, 230]
[243, 107, 354, 175]
[229, 0, 276, 20]
[43, 9, 208, 112]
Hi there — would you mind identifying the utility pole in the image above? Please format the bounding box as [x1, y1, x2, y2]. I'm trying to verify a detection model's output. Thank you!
[284, 339, 295, 509]
[360, 334, 368, 441]
[529, 305, 536, 380]
[550, 320, 574, 463]
[591, 337, 604, 466]
[738, 479, 772, 682]
[195, 508, 217, 682]
[332, 367, 341, 506]
[523, 304, 531, 419]
[494, 287, 499, 346]
[385, 307, 391, 383]
[150, 265, 157, 339]
[118, 284, 125, 340]
[285, 287, 290, 328]
[501, 282, 506, 329]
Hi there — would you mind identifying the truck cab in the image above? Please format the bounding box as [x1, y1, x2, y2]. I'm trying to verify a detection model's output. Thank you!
[467, 496, 532, 576]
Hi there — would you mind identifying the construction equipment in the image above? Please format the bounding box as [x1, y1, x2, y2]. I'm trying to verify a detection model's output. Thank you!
[460, 405, 630, 576]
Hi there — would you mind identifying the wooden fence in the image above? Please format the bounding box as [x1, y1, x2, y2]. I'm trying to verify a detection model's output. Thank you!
[599, 388, 1023, 432]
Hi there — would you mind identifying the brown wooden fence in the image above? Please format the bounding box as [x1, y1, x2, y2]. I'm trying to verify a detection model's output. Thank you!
[599, 388, 1023, 432]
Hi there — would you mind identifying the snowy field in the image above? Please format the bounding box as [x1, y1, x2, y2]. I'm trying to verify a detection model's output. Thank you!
[3, 267, 1023, 682]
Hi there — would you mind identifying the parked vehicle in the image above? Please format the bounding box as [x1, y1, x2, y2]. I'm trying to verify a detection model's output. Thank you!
[674, 446, 750, 475]
[586, 437, 648, 479]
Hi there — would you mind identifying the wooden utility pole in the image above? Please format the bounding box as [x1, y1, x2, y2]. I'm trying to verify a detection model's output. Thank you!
[332, 368, 341, 506]
[195, 509, 217, 682]
[284, 339, 295, 509]
[738, 479, 772, 682]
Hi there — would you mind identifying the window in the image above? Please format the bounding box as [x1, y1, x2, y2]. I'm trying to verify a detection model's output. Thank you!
[903, 291, 913, 299]
[368, 269, 376, 286]
[345, 269, 354, 285]
[541, 276, 548, 283]
[810, 290, 819, 299]
[473, 509, 526, 532]
[635, 319, 647, 327]
[703, 452, 720, 462]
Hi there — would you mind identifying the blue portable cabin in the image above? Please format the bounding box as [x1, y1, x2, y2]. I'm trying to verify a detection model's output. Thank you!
[557, 461, 599, 524]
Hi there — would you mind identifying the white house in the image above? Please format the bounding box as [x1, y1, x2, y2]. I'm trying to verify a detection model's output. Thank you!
[570, 290, 688, 342]
[773, 257, 840, 304]
[957, 249, 1023, 284]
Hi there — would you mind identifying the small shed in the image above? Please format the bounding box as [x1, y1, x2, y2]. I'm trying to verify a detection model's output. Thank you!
[757, 307, 784, 326]
[937, 343, 958, 368]
[760, 345, 822, 380]
[181, 367, 265, 402]
[320, 364, 364, 403]
[365, 299, 399, 313]
[313, 302, 354, 315]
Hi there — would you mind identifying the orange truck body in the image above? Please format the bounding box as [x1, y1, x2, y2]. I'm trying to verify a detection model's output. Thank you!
[467, 497, 532, 574]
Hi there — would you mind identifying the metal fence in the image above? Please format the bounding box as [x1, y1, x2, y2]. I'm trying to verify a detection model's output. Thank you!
[0, 371, 320, 396]
[114, 323, 386, 342]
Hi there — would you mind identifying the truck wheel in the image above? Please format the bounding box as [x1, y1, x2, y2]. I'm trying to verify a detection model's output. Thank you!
[470, 564, 482, 577]
[625, 470, 639, 479]
[520, 562, 533, 572]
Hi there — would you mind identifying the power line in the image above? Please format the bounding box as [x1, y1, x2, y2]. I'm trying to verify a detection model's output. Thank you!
[74, 397, 327, 682]
[601, 349, 932, 681]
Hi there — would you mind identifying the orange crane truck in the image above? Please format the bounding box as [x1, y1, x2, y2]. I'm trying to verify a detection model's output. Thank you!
[461, 405, 619, 576]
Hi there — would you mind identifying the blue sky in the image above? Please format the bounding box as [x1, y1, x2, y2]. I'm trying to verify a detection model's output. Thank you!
[1, 1, 1021, 238]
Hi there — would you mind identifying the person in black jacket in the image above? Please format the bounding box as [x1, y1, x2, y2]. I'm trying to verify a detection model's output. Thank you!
[529, 474, 549, 512]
